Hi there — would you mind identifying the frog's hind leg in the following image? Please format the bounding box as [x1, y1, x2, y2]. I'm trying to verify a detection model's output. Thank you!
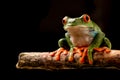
[50, 48, 68, 61]
[49, 38, 69, 61]
[94, 47, 111, 53]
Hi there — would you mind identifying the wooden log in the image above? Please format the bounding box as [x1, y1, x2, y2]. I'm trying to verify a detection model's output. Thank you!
[16, 50, 120, 70]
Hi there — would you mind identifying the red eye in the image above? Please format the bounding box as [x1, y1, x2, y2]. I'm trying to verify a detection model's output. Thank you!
[62, 16, 68, 25]
[83, 14, 90, 22]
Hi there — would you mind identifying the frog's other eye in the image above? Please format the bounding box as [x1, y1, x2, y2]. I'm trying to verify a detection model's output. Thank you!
[83, 14, 90, 22]
[62, 16, 68, 25]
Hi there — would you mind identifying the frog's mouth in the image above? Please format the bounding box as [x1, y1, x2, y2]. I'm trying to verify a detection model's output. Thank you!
[64, 25, 94, 37]
[64, 25, 91, 32]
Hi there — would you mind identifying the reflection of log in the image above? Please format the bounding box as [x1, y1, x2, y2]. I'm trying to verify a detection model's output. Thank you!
[16, 50, 120, 70]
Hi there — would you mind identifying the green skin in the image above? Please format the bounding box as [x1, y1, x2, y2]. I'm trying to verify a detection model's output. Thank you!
[58, 14, 111, 64]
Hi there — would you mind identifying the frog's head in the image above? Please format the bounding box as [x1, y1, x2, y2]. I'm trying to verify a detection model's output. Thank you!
[62, 14, 94, 31]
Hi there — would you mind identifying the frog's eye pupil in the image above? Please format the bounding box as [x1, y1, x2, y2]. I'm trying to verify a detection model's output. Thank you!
[86, 16, 89, 21]
[83, 14, 90, 22]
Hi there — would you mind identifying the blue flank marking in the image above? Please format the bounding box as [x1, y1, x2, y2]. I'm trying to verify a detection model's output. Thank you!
[89, 28, 98, 37]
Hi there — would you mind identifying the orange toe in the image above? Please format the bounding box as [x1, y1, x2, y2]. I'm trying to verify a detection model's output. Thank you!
[73, 47, 83, 56]
[50, 47, 67, 61]
[103, 47, 111, 53]
[79, 48, 88, 64]
[94, 48, 104, 52]
[55, 55, 60, 61]
[104, 48, 111, 53]
[49, 51, 56, 57]
[68, 56, 74, 62]
[79, 58, 85, 63]
[89, 60, 93, 65]
[94, 47, 111, 53]
[54, 48, 64, 61]
[63, 50, 68, 55]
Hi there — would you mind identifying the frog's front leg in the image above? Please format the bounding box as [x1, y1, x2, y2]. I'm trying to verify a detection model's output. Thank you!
[65, 33, 75, 62]
[88, 32, 105, 64]
[49, 38, 69, 61]
[93, 37, 111, 53]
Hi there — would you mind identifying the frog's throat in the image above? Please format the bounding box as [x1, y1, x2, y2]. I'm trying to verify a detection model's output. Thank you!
[65, 25, 94, 47]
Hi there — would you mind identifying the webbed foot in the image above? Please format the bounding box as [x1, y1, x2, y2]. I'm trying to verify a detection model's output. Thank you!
[94, 47, 111, 53]
[68, 47, 88, 63]
[68, 47, 82, 62]
[69, 47, 93, 64]
[50, 48, 68, 61]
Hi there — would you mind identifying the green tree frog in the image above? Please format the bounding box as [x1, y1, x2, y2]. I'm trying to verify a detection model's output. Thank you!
[50, 14, 111, 64]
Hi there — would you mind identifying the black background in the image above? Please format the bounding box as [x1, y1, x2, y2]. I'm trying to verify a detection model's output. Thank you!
[3, 0, 120, 80]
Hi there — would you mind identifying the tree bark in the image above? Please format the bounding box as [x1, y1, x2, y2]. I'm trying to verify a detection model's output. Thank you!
[16, 50, 120, 70]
